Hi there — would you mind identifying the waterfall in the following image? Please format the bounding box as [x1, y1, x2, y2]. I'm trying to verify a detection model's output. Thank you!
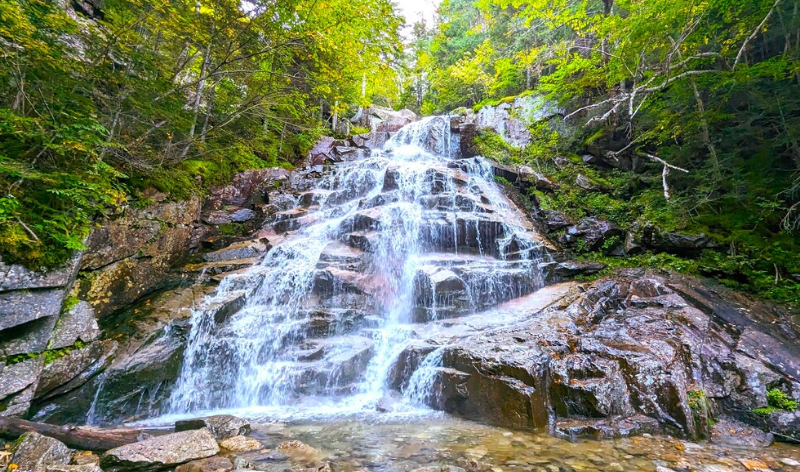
[167, 117, 548, 420]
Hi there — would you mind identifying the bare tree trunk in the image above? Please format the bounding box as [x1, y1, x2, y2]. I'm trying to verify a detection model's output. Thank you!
[180, 42, 213, 159]
[0, 417, 148, 452]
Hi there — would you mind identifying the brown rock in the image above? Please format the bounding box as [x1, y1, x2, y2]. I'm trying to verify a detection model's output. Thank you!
[174, 456, 233, 472]
[218, 436, 261, 452]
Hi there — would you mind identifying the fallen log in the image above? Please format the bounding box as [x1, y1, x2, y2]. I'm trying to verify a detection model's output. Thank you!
[0, 417, 153, 451]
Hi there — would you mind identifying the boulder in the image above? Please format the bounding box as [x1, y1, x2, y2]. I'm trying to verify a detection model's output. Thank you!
[351, 132, 390, 150]
[100, 428, 219, 472]
[644, 230, 719, 256]
[174, 457, 233, 472]
[560, 217, 622, 252]
[458, 123, 480, 158]
[174, 415, 250, 440]
[218, 436, 261, 452]
[306, 136, 336, 166]
[537, 210, 573, 232]
[10, 432, 71, 472]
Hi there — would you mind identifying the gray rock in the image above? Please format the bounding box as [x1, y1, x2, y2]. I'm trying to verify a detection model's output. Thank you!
[203, 241, 268, 263]
[10, 432, 72, 472]
[48, 301, 100, 350]
[0, 288, 64, 331]
[710, 418, 773, 447]
[100, 428, 219, 472]
[34, 342, 104, 399]
[47, 466, 103, 472]
[0, 314, 58, 358]
[229, 208, 256, 223]
[174, 415, 251, 440]
[0, 253, 81, 293]
[0, 357, 43, 398]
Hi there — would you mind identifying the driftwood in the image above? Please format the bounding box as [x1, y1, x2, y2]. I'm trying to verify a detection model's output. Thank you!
[0, 417, 151, 451]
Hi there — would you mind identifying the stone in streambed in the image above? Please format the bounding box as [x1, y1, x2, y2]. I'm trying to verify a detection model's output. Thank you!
[218, 436, 262, 452]
[174, 415, 250, 440]
[100, 428, 219, 472]
[46, 466, 103, 472]
[9, 432, 72, 472]
[174, 456, 234, 472]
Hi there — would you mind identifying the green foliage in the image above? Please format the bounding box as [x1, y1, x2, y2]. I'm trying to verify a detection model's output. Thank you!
[475, 131, 520, 164]
[0, 0, 403, 268]
[754, 388, 799, 415]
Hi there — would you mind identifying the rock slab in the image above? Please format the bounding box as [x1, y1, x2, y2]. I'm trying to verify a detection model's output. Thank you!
[100, 428, 219, 472]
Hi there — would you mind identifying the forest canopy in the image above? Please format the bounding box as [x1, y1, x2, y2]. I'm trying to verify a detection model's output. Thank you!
[0, 0, 402, 267]
[397, 0, 800, 303]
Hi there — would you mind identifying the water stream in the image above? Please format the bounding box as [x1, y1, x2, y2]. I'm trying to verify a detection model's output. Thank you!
[167, 116, 548, 419]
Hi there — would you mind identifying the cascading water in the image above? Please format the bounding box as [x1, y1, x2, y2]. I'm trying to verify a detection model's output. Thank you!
[166, 116, 549, 420]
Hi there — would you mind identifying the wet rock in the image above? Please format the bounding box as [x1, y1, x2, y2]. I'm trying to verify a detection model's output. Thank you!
[307, 137, 336, 166]
[710, 418, 773, 448]
[351, 132, 390, 150]
[203, 240, 269, 263]
[100, 428, 219, 472]
[10, 432, 71, 472]
[554, 415, 662, 439]
[174, 456, 234, 472]
[218, 436, 262, 452]
[274, 440, 323, 462]
[175, 415, 251, 440]
[459, 124, 480, 158]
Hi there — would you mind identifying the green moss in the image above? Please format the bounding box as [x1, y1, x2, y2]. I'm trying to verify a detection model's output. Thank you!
[62, 295, 80, 313]
[4, 352, 38, 365]
[42, 340, 86, 365]
[751, 389, 797, 416]
[474, 130, 520, 164]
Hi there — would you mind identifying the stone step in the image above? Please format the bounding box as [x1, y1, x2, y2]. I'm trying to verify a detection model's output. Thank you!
[411, 263, 542, 322]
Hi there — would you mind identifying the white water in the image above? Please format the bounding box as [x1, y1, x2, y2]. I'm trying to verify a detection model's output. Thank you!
[163, 116, 548, 421]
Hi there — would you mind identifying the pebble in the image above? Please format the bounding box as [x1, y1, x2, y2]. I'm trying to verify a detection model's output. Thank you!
[782, 458, 800, 467]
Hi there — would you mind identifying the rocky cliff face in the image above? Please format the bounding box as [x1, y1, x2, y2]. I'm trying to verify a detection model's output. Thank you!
[0, 168, 290, 422]
[2, 111, 799, 448]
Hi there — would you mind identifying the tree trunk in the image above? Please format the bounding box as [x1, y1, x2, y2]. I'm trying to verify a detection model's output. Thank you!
[0, 417, 150, 452]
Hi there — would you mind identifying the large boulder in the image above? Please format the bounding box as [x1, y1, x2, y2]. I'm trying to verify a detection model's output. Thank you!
[9, 432, 72, 472]
[390, 272, 800, 440]
[559, 217, 623, 252]
[100, 429, 219, 472]
[351, 132, 390, 150]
